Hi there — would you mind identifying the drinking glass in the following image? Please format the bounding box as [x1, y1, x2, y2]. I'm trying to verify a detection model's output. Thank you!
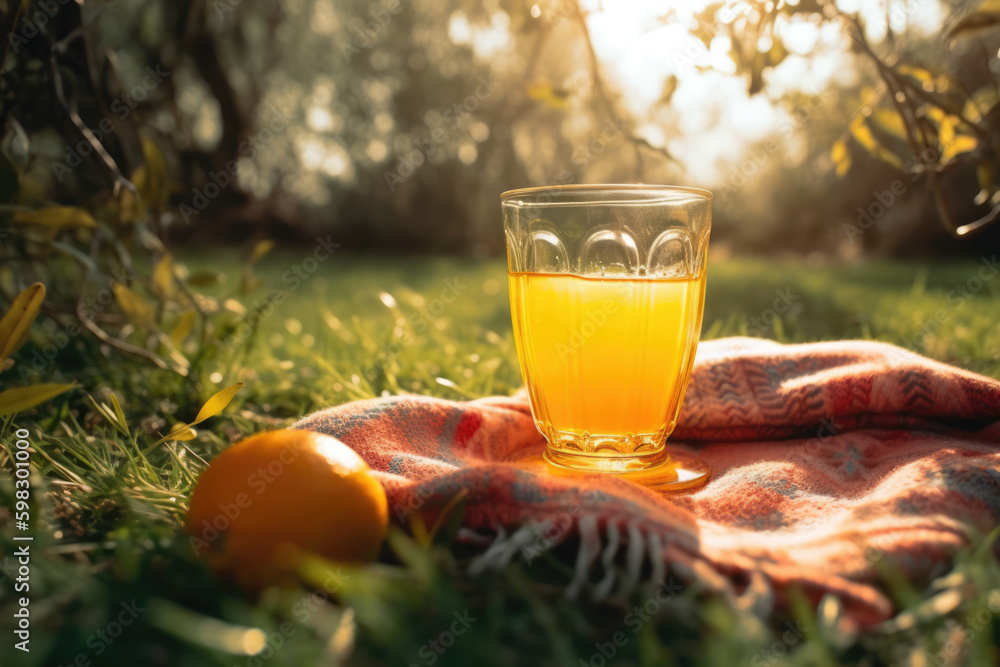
[503, 184, 712, 491]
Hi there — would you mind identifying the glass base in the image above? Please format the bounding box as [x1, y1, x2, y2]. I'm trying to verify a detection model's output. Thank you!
[543, 448, 710, 491]
[541, 425, 672, 472]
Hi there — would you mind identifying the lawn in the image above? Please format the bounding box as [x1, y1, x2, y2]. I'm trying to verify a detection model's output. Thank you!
[1, 254, 999, 666]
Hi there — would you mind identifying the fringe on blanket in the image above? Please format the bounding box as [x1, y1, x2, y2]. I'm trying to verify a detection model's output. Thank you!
[462, 516, 770, 617]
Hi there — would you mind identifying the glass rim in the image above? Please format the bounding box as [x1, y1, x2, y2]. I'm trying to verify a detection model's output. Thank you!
[500, 183, 713, 205]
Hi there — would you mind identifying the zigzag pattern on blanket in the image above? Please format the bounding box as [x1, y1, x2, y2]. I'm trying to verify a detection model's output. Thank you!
[292, 337, 1000, 628]
[674, 338, 1000, 440]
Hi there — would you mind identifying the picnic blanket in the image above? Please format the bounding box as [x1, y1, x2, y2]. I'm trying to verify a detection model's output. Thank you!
[293, 338, 1000, 627]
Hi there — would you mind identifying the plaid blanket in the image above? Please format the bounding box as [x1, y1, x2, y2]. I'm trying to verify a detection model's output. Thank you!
[293, 338, 1000, 626]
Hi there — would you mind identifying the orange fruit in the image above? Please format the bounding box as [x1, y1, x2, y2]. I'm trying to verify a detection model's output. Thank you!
[185, 429, 387, 590]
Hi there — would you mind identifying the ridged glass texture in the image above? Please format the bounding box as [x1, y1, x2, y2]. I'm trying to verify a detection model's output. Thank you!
[503, 185, 712, 472]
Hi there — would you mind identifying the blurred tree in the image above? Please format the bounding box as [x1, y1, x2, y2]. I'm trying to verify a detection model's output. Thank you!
[1, 0, 999, 381]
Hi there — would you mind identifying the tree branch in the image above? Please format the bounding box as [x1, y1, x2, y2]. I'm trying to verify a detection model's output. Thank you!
[842, 12, 993, 238]
[956, 199, 1000, 236]
[49, 54, 136, 197]
[573, 2, 676, 174]
[73, 236, 175, 372]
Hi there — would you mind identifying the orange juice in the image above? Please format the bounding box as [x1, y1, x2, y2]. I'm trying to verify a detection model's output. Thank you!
[509, 271, 705, 467]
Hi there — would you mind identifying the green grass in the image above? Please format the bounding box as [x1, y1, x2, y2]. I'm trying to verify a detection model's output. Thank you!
[1, 254, 999, 666]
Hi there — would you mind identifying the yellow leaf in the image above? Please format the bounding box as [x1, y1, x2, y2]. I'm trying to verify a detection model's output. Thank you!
[897, 65, 936, 92]
[924, 106, 947, 124]
[249, 239, 275, 264]
[850, 116, 903, 168]
[12, 206, 97, 229]
[963, 85, 999, 124]
[526, 80, 570, 109]
[869, 109, 907, 142]
[849, 115, 877, 151]
[937, 114, 959, 149]
[116, 182, 143, 224]
[173, 427, 197, 441]
[831, 138, 851, 177]
[151, 422, 197, 447]
[128, 166, 149, 217]
[0, 383, 75, 416]
[896, 65, 954, 93]
[170, 311, 195, 346]
[153, 253, 175, 299]
[112, 283, 155, 329]
[192, 381, 245, 425]
[242, 240, 274, 294]
[859, 86, 879, 106]
[138, 135, 168, 213]
[978, 163, 995, 192]
[0, 282, 45, 369]
[941, 134, 979, 163]
[875, 147, 904, 169]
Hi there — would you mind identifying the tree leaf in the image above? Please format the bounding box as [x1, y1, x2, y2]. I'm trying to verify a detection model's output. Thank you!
[248, 239, 275, 264]
[242, 240, 275, 294]
[897, 65, 937, 91]
[850, 116, 904, 168]
[937, 114, 960, 150]
[976, 164, 995, 205]
[127, 167, 149, 221]
[112, 283, 155, 329]
[170, 311, 196, 346]
[150, 423, 197, 448]
[192, 381, 245, 425]
[0, 281, 45, 369]
[869, 109, 908, 142]
[873, 147, 904, 169]
[0, 383, 75, 416]
[153, 253, 175, 299]
[849, 116, 877, 151]
[135, 135, 169, 214]
[963, 85, 1000, 124]
[941, 134, 979, 163]
[526, 80, 571, 109]
[11, 206, 97, 229]
[831, 137, 852, 177]
[923, 106, 947, 124]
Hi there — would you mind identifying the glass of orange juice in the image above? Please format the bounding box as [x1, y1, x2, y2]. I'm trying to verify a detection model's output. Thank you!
[502, 184, 712, 491]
